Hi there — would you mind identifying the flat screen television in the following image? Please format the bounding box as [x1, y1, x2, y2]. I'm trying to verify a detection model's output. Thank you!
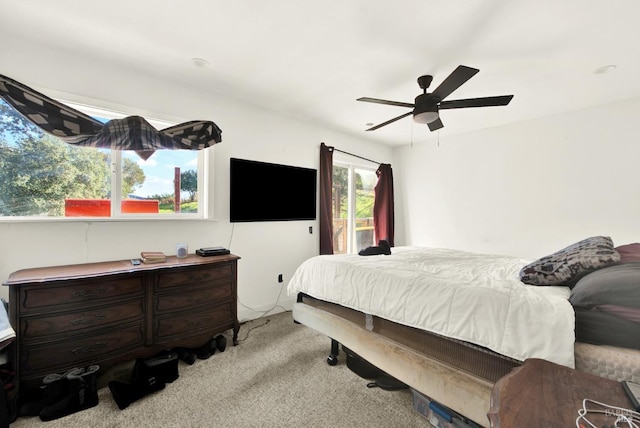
[230, 158, 317, 222]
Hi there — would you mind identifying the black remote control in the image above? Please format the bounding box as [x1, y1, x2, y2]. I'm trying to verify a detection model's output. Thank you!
[622, 380, 640, 411]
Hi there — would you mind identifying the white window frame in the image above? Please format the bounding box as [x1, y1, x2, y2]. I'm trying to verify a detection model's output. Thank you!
[0, 99, 212, 222]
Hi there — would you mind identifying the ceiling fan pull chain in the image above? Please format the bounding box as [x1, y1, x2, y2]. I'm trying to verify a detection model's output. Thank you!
[410, 120, 414, 148]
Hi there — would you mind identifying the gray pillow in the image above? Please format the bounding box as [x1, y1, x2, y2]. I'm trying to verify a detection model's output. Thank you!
[569, 263, 640, 308]
[519, 236, 620, 286]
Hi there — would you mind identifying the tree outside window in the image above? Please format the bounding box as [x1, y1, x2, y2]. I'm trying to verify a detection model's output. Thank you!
[332, 163, 376, 254]
[0, 98, 204, 218]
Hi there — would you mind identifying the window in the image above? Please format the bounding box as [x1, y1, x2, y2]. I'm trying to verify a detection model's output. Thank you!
[0, 98, 208, 219]
[332, 162, 377, 254]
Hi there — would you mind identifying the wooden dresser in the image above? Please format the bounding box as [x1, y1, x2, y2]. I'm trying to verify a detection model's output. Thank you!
[3, 254, 240, 391]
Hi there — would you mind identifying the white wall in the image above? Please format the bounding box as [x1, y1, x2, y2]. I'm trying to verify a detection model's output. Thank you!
[393, 96, 640, 260]
[0, 60, 393, 321]
[6, 49, 639, 319]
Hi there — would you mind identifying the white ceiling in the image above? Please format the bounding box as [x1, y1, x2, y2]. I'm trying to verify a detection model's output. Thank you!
[2, 0, 640, 147]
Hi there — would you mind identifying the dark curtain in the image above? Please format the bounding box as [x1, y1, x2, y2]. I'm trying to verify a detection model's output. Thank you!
[319, 143, 334, 254]
[374, 163, 395, 246]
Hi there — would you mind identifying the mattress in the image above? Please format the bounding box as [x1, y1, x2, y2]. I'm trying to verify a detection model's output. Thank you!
[575, 342, 640, 383]
[287, 246, 575, 367]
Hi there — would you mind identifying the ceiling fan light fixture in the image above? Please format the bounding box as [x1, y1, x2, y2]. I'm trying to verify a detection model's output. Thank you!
[413, 93, 439, 124]
[413, 111, 439, 124]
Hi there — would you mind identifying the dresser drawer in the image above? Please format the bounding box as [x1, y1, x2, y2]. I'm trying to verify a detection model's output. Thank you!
[154, 282, 232, 314]
[156, 263, 233, 290]
[21, 300, 144, 340]
[154, 302, 234, 341]
[5, 254, 239, 393]
[20, 323, 145, 374]
[21, 274, 144, 312]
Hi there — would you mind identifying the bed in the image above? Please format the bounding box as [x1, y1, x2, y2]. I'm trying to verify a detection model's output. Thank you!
[287, 239, 640, 427]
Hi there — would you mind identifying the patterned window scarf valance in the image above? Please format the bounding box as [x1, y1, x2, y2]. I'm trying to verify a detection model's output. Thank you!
[0, 74, 222, 160]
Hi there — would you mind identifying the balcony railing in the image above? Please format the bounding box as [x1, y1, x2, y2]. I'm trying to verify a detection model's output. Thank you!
[333, 217, 375, 254]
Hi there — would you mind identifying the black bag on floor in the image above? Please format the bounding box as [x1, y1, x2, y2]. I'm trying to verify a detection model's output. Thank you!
[108, 352, 179, 410]
[342, 346, 408, 391]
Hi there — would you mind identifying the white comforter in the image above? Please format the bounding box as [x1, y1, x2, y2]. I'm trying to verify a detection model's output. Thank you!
[287, 246, 575, 367]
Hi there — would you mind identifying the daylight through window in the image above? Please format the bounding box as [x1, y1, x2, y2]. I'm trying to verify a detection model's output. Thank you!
[332, 162, 376, 254]
[0, 99, 207, 219]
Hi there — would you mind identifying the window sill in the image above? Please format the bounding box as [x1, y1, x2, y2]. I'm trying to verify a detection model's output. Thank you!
[0, 216, 219, 224]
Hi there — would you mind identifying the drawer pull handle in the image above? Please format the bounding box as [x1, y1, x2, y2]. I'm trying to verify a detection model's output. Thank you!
[71, 288, 107, 298]
[186, 316, 211, 327]
[70, 314, 107, 325]
[71, 342, 108, 354]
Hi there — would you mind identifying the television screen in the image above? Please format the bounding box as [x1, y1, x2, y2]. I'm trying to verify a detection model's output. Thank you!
[230, 158, 317, 222]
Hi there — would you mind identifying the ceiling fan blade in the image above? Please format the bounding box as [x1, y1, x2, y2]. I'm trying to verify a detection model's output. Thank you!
[430, 65, 479, 101]
[365, 111, 413, 131]
[428, 117, 444, 132]
[357, 97, 414, 108]
[439, 95, 514, 109]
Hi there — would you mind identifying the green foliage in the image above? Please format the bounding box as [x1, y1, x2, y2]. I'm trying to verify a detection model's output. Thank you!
[154, 194, 198, 213]
[180, 169, 197, 202]
[158, 200, 197, 213]
[180, 201, 198, 213]
[332, 166, 375, 220]
[333, 166, 349, 219]
[122, 157, 145, 196]
[355, 188, 374, 218]
[0, 135, 110, 216]
[0, 100, 111, 216]
[0, 99, 44, 141]
[148, 193, 175, 205]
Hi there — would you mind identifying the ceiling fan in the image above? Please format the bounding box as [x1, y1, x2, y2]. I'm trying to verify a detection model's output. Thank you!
[357, 65, 514, 132]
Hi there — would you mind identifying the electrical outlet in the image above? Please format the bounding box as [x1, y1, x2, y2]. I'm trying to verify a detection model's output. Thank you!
[278, 274, 283, 283]
[309, 226, 313, 234]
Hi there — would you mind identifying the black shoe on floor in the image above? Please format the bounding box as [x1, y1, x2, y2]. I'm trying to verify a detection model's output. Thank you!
[18, 368, 84, 417]
[195, 339, 216, 360]
[176, 347, 197, 365]
[39, 365, 99, 421]
[215, 335, 227, 353]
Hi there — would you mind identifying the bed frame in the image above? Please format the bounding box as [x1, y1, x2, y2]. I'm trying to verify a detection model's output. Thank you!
[294, 294, 640, 428]
[294, 294, 518, 427]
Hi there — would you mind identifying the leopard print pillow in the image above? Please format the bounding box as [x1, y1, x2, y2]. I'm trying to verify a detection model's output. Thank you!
[519, 236, 620, 287]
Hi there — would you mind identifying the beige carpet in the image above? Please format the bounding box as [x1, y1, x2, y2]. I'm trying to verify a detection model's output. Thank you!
[11, 311, 429, 427]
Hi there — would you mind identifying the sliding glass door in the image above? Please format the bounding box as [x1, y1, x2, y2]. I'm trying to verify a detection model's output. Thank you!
[332, 163, 376, 254]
